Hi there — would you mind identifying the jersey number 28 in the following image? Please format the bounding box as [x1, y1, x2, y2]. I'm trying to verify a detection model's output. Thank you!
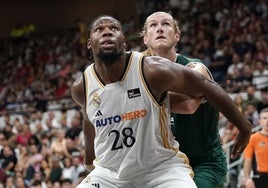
[108, 128, 136, 150]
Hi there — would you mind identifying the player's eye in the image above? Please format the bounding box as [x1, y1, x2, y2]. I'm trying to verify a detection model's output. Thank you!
[111, 27, 119, 31]
[149, 23, 157, 27]
[163, 22, 170, 27]
[94, 27, 102, 32]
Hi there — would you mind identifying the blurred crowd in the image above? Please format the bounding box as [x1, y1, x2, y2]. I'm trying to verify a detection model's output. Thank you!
[0, 0, 268, 187]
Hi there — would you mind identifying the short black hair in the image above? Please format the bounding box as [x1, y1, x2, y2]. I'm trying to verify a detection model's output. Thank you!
[31, 179, 42, 186]
[87, 15, 121, 38]
[61, 178, 72, 184]
[86, 15, 122, 61]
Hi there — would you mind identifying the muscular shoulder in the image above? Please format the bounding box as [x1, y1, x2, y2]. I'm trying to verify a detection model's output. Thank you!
[143, 56, 181, 81]
[142, 56, 188, 101]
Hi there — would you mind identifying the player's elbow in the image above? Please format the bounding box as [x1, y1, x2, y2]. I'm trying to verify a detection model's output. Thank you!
[170, 102, 198, 114]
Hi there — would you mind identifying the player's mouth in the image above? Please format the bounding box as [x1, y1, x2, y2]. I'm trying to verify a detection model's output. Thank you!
[100, 40, 115, 48]
[155, 35, 166, 40]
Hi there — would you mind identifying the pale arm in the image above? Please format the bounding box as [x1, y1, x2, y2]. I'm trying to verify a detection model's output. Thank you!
[243, 158, 252, 180]
[169, 91, 202, 114]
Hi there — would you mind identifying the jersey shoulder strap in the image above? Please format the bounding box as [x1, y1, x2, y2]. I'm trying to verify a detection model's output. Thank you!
[175, 54, 202, 65]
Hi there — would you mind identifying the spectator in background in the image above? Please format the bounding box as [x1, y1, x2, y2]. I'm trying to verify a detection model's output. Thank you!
[221, 121, 240, 188]
[61, 178, 73, 188]
[240, 64, 253, 89]
[16, 123, 32, 147]
[243, 108, 268, 188]
[208, 42, 232, 84]
[73, 171, 88, 188]
[65, 138, 81, 158]
[244, 103, 260, 127]
[25, 144, 44, 183]
[234, 94, 245, 112]
[31, 179, 43, 188]
[65, 116, 82, 142]
[227, 53, 244, 79]
[257, 89, 268, 112]
[0, 132, 8, 152]
[48, 157, 62, 184]
[44, 111, 61, 130]
[243, 85, 261, 109]
[15, 145, 29, 178]
[55, 76, 69, 98]
[50, 129, 69, 159]
[31, 171, 47, 188]
[61, 157, 73, 180]
[0, 145, 17, 176]
[2, 115, 11, 129]
[14, 176, 27, 188]
[40, 134, 51, 159]
[252, 60, 268, 90]
[52, 181, 61, 188]
[5, 176, 15, 188]
[2, 124, 15, 145]
[12, 118, 23, 135]
[70, 156, 84, 185]
[40, 158, 51, 182]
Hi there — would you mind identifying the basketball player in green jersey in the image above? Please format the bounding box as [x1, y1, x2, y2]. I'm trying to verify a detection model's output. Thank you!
[141, 11, 239, 188]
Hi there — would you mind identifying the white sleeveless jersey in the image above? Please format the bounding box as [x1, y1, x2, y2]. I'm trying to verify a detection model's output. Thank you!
[84, 51, 179, 181]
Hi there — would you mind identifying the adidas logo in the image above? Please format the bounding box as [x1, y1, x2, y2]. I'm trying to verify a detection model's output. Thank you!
[92, 183, 100, 188]
[95, 110, 103, 117]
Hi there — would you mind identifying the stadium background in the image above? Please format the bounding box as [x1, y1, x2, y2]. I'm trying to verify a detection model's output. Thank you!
[0, 0, 268, 187]
[0, 0, 136, 38]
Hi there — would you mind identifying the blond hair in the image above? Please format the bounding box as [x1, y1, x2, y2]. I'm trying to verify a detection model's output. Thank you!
[140, 11, 181, 38]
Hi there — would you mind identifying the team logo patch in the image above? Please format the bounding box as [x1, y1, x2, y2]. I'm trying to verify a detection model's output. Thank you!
[92, 93, 101, 107]
[259, 141, 266, 147]
[127, 88, 141, 98]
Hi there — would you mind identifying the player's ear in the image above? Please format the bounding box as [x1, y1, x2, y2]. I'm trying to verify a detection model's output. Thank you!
[123, 36, 127, 49]
[175, 31, 180, 43]
[87, 39, 91, 49]
[143, 35, 148, 46]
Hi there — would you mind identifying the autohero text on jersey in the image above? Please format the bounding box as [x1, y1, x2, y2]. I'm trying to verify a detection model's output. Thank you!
[95, 109, 147, 127]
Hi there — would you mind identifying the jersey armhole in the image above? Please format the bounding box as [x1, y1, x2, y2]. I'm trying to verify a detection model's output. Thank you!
[83, 71, 87, 110]
[140, 56, 167, 106]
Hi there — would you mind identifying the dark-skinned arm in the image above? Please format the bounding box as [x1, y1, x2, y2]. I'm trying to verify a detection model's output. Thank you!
[71, 76, 95, 170]
[143, 56, 252, 158]
[169, 92, 202, 114]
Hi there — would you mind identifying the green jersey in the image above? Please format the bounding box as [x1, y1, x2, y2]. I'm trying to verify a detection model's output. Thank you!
[171, 54, 227, 172]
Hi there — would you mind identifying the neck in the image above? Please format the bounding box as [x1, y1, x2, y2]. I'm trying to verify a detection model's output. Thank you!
[150, 48, 177, 62]
[95, 54, 127, 84]
[260, 129, 268, 136]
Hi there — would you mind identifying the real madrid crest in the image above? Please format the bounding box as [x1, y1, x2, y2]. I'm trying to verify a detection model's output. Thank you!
[92, 93, 101, 107]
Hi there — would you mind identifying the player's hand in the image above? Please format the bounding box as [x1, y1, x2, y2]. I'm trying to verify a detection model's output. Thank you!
[242, 178, 255, 188]
[231, 131, 250, 159]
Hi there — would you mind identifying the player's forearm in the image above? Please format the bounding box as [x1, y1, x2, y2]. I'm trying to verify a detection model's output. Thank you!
[243, 159, 252, 179]
[203, 82, 251, 134]
[84, 144, 95, 165]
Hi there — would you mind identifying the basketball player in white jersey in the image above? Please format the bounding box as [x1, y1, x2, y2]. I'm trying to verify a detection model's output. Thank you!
[72, 15, 251, 188]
